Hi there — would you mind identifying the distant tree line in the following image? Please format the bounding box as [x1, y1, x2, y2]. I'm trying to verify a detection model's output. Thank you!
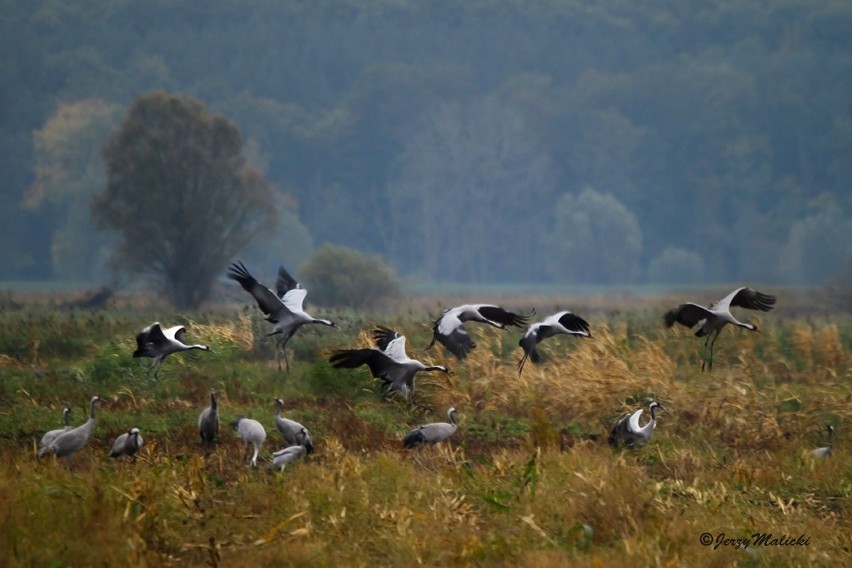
[3, 0, 851, 287]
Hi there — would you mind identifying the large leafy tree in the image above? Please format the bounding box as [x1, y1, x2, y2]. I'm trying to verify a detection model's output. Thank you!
[93, 92, 276, 308]
[24, 99, 122, 281]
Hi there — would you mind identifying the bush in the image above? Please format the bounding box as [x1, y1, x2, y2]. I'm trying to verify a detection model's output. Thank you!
[300, 245, 401, 308]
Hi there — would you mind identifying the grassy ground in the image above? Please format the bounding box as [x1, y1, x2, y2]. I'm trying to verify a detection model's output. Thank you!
[0, 291, 850, 566]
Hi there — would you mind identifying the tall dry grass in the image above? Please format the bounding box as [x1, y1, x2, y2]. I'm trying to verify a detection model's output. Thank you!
[0, 304, 850, 566]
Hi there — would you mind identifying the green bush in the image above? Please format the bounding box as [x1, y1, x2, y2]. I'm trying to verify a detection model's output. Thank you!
[300, 245, 401, 308]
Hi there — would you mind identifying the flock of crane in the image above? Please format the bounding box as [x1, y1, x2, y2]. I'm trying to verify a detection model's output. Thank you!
[36, 261, 836, 468]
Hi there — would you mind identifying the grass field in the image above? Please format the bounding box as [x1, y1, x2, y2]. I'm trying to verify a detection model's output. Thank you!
[0, 289, 850, 567]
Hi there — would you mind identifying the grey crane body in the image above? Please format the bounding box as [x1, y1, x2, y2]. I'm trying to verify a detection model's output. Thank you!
[518, 310, 592, 375]
[109, 427, 144, 458]
[38, 407, 73, 457]
[227, 261, 335, 371]
[664, 287, 776, 371]
[274, 398, 314, 453]
[198, 390, 220, 445]
[811, 425, 835, 458]
[403, 407, 459, 448]
[47, 396, 100, 458]
[133, 322, 210, 377]
[330, 327, 449, 398]
[271, 443, 307, 471]
[429, 304, 531, 360]
[231, 416, 266, 467]
[608, 401, 663, 448]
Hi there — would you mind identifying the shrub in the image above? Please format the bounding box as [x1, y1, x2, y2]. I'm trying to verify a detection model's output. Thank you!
[300, 245, 401, 308]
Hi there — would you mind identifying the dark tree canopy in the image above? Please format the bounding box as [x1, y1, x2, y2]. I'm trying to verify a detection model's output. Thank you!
[93, 92, 276, 308]
[6, 2, 852, 286]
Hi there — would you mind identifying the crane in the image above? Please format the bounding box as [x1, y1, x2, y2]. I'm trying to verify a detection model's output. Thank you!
[231, 415, 266, 467]
[608, 401, 664, 448]
[428, 304, 532, 360]
[109, 428, 144, 459]
[227, 261, 335, 371]
[133, 322, 210, 377]
[517, 310, 592, 375]
[403, 407, 459, 448]
[330, 326, 449, 398]
[664, 286, 776, 371]
[271, 444, 307, 471]
[198, 390, 220, 446]
[38, 407, 73, 457]
[811, 425, 835, 458]
[274, 398, 314, 454]
[46, 396, 100, 459]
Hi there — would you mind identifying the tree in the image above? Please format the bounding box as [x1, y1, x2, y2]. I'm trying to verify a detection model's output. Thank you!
[547, 187, 643, 284]
[387, 97, 556, 283]
[646, 247, 705, 284]
[92, 92, 276, 308]
[780, 197, 852, 285]
[24, 99, 122, 281]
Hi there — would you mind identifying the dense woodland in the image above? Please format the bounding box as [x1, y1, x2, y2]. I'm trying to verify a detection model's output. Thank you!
[3, 0, 852, 287]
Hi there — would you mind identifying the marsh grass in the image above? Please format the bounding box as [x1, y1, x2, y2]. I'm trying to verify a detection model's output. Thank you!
[0, 298, 850, 566]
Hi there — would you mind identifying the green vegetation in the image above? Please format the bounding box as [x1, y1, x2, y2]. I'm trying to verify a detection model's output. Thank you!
[300, 244, 401, 308]
[0, 293, 850, 566]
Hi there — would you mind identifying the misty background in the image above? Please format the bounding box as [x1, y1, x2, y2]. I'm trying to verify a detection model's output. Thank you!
[2, 0, 851, 290]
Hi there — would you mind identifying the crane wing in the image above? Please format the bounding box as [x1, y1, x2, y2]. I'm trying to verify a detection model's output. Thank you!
[227, 262, 283, 317]
[477, 305, 530, 327]
[372, 326, 402, 353]
[663, 303, 712, 328]
[169, 325, 187, 343]
[329, 348, 405, 384]
[556, 311, 592, 335]
[433, 323, 475, 360]
[728, 287, 776, 312]
[275, 264, 300, 298]
[281, 288, 307, 313]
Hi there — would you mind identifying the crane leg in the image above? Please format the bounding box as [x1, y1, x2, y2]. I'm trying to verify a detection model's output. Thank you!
[703, 331, 719, 372]
[275, 338, 283, 371]
[278, 336, 292, 373]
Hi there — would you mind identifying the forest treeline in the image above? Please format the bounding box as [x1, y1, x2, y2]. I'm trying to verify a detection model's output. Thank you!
[3, 0, 851, 286]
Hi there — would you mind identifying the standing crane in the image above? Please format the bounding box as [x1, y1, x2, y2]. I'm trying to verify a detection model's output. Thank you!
[271, 444, 307, 471]
[608, 401, 664, 448]
[46, 396, 100, 459]
[133, 322, 210, 378]
[428, 304, 532, 360]
[227, 261, 335, 371]
[811, 425, 835, 458]
[109, 428, 144, 459]
[231, 415, 267, 467]
[517, 310, 592, 375]
[663, 287, 776, 371]
[274, 398, 314, 454]
[330, 326, 449, 398]
[198, 390, 220, 446]
[403, 407, 459, 448]
[38, 407, 73, 457]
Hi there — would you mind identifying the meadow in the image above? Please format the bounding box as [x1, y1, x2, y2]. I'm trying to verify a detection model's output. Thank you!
[0, 288, 850, 567]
